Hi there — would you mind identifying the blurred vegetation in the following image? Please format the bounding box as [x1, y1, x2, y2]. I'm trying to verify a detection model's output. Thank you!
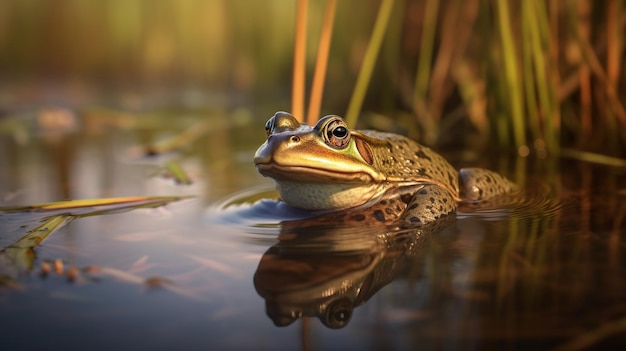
[0, 0, 624, 156]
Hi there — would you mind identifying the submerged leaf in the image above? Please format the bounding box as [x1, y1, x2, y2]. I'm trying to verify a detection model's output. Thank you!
[11, 215, 73, 249]
[0, 196, 191, 272]
[1, 215, 72, 271]
[0, 196, 194, 213]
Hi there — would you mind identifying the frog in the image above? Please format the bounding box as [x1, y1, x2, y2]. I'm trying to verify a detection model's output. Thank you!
[253, 111, 516, 225]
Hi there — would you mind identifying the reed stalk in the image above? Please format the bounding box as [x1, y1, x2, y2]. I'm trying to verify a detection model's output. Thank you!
[566, 0, 626, 130]
[495, 0, 526, 151]
[548, 0, 562, 153]
[521, 2, 541, 143]
[606, 0, 624, 147]
[345, 0, 395, 128]
[292, 0, 308, 122]
[529, 0, 557, 152]
[306, 0, 336, 124]
[577, 0, 593, 143]
[412, 0, 440, 118]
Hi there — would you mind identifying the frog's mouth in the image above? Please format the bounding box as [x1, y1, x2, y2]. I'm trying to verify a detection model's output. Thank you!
[255, 162, 375, 183]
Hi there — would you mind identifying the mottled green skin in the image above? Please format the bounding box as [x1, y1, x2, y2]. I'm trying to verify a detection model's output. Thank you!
[254, 112, 516, 224]
[355, 130, 460, 197]
[459, 167, 517, 201]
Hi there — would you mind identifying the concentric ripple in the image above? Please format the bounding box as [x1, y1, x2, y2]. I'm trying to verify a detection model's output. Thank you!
[457, 179, 564, 221]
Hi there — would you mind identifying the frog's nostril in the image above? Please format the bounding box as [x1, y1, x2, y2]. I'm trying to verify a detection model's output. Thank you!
[290, 136, 300, 143]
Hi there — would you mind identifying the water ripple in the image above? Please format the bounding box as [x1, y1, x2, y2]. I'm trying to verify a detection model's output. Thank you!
[457, 179, 563, 221]
[210, 180, 565, 240]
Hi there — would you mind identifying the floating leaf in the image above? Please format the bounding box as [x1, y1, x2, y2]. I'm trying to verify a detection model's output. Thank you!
[0, 196, 194, 213]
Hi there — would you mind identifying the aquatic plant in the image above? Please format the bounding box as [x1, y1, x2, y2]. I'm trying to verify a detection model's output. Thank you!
[290, 0, 625, 160]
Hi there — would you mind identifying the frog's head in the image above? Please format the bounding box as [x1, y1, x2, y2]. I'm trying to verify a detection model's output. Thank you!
[254, 112, 386, 210]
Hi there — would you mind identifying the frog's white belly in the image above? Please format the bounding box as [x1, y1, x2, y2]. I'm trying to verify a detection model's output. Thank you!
[274, 180, 385, 211]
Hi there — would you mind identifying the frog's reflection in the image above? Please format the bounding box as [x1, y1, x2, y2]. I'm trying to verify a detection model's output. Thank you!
[253, 216, 453, 329]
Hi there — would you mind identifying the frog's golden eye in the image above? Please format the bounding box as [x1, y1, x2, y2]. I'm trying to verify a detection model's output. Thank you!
[318, 115, 350, 149]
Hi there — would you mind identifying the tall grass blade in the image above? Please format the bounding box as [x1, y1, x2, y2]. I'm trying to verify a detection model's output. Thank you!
[292, 0, 309, 122]
[576, 0, 593, 143]
[430, 0, 478, 129]
[566, 0, 626, 128]
[345, 0, 395, 128]
[521, 1, 541, 143]
[547, 0, 562, 153]
[306, 0, 336, 124]
[529, 0, 558, 152]
[412, 0, 440, 118]
[496, 0, 526, 150]
[606, 0, 624, 147]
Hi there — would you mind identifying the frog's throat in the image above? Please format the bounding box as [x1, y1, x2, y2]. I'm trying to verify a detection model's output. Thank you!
[273, 180, 388, 211]
[272, 179, 431, 211]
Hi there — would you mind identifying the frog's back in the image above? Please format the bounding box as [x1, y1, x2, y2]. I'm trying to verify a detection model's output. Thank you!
[357, 130, 460, 197]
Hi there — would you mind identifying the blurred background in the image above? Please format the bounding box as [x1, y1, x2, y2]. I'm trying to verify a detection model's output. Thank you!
[0, 1, 373, 113]
[2, 4, 626, 350]
[0, 0, 624, 153]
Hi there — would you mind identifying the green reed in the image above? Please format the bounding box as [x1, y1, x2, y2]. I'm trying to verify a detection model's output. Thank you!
[496, 0, 526, 152]
[306, 0, 336, 124]
[412, 0, 440, 118]
[0, 1, 624, 156]
[292, 0, 308, 122]
[338, 0, 624, 157]
[344, 0, 395, 128]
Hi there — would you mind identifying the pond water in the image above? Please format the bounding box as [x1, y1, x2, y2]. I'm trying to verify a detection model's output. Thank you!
[1, 114, 626, 350]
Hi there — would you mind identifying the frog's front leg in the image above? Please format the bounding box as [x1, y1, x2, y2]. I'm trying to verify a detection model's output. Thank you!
[459, 167, 516, 201]
[402, 184, 456, 225]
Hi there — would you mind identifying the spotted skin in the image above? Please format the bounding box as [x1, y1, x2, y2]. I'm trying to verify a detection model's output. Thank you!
[459, 168, 517, 201]
[291, 194, 409, 228]
[281, 185, 456, 228]
[357, 130, 460, 197]
[402, 185, 456, 225]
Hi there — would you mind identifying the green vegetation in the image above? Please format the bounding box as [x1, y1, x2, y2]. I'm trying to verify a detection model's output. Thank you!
[0, 0, 624, 157]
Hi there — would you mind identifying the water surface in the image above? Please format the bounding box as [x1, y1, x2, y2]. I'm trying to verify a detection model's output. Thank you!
[1, 119, 625, 350]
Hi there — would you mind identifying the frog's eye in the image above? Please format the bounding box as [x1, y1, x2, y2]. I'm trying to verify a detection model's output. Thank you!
[264, 117, 275, 136]
[321, 298, 352, 329]
[319, 116, 350, 149]
[266, 111, 300, 136]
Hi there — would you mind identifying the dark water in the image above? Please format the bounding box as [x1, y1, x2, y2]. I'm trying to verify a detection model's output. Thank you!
[1, 121, 626, 351]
